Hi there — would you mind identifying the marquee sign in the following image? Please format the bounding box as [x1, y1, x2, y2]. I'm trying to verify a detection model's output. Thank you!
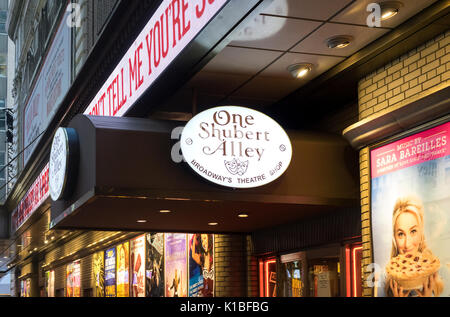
[84, 0, 228, 117]
[180, 106, 292, 188]
[11, 164, 50, 232]
[49, 127, 79, 201]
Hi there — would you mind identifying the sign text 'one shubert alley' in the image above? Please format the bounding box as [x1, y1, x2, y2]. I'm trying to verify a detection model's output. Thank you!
[181, 106, 292, 188]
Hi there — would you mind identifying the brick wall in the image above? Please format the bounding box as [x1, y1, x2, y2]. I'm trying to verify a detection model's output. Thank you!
[214, 234, 258, 297]
[358, 30, 450, 121]
[359, 147, 372, 297]
[356, 30, 450, 296]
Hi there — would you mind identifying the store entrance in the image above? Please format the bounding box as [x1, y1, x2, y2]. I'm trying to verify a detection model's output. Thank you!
[259, 243, 361, 297]
[307, 258, 340, 297]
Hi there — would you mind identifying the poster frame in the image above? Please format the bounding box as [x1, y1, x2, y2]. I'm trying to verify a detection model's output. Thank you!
[104, 246, 117, 297]
[188, 233, 215, 297]
[131, 234, 146, 297]
[164, 233, 188, 297]
[367, 114, 450, 297]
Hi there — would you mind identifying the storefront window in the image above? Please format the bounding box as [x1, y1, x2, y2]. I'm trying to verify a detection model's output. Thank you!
[281, 260, 305, 297]
[307, 259, 340, 297]
[261, 245, 354, 297]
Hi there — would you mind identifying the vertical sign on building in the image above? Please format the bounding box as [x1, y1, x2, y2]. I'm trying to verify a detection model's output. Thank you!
[371, 121, 449, 297]
[23, 7, 71, 166]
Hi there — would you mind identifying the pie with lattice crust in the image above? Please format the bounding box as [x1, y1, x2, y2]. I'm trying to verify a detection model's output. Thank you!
[386, 251, 440, 290]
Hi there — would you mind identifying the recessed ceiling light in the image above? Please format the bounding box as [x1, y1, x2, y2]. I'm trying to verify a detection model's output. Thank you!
[238, 213, 249, 218]
[379, 1, 403, 20]
[326, 35, 353, 49]
[208, 222, 218, 226]
[287, 63, 313, 79]
[159, 209, 172, 213]
[137, 219, 147, 223]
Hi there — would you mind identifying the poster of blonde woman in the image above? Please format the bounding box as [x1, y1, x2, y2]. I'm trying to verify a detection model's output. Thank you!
[370, 121, 450, 297]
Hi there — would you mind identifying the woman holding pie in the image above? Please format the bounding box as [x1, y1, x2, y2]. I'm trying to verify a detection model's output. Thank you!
[385, 196, 444, 297]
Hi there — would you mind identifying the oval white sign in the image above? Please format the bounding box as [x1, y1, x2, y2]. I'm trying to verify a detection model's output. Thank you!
[49, 127, 69, 201]
[180, 106, 292, 188]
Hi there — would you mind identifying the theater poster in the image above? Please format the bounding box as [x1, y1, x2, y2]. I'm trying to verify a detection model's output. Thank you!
[116, 241, 130, 297]
[105, 247, 116, 297]
[146, 233, 165, 297]
[371, 121, 450, 297]
[131, 235, 145, 297]
[45, 270, 55, 297]
[93, 251, 105, 297]
[188, 234, 214, 297]
[165, 233, 187, 297]
[66, 260, 81, 297]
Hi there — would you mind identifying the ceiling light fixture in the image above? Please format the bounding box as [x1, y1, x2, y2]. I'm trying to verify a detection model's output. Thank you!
[379, 1, 403, 20]
[208, 222, 218, 226]
[287, 63, 313, 79]
[326, 35, 353, 49]
[137, 219, 147, 223]
[238, 213, 249, 218]
[159, 209, 172, 213]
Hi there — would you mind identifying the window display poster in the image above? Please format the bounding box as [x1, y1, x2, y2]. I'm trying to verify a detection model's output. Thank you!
[188, 234, 214, 297]
[116, 241, 130, 297]
[105, 247, 117, 297]
[46, 270, 55, 297]
[165, 233, 187, 297]
[146, 233, 164, 297]
[131, 235, 146, 297]
[66, 260, 81, 297]
[371, 121, 450, 297]
[93, 251, 105, 297]
[21, 279, 31, 297]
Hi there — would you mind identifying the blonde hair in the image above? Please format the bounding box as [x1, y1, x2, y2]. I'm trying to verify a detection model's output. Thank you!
[385, 195, 443, 297]
[390, 195, 426, 258]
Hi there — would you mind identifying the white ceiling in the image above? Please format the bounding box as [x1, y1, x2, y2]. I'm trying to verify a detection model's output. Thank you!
[160, 0, 439, 111]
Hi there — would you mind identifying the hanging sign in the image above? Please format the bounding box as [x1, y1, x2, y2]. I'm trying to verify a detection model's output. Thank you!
[180, 106, 292, 188]
[49, 127, 79, 201]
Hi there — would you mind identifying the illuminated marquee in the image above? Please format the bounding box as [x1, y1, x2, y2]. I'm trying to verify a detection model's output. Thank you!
[11, 163, 50, 232]
[84, 0, 227, 117]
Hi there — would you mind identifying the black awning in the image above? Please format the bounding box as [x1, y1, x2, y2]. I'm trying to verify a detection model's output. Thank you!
[50, 114, 359, 233]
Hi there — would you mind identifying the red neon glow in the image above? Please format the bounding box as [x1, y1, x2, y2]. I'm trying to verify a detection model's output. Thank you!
[352, 246, 363, 297]
[265, 259, 276, 297]
[259, 260, 264, 297]
[345, 246, 351, 297]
